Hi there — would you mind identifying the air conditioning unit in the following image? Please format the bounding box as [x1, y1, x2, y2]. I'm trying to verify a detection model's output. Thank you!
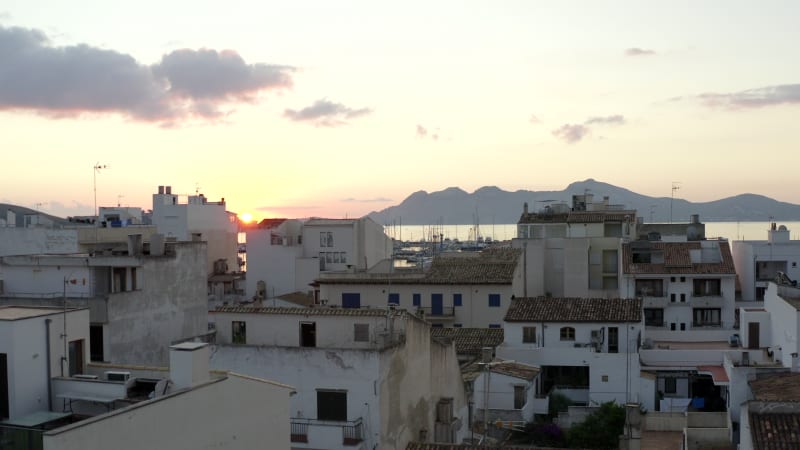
[105, 371, 131, 382]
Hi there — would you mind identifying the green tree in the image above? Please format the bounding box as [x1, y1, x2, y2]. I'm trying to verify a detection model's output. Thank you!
[566, 402, 626, 450]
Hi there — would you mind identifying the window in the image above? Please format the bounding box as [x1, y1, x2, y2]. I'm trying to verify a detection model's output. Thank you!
[664, 378, 677, 394]
[602, 375, 609, 382]
[340, 252, 347, 264]
[513, 386, 526, 409]
[300, 322, 316, 347]
[453, 323, 463, 328]
[680, 323, 686, 331]
[670, 323, 676, 331]
[670, 293, 676, 302]
[680, 293, 686, 302]
[317, 390, 347, 421]
[693, 308, 721, 327]
[388, 293, 399, 305]
[354, 324, 369, 342]
[635, 279, 664, 297]
[693, 279, 721, 296]
[432, 323, 444, 328]
[608, 327, 618, 353]
[670, 276, 676, 282]
[560, 327, 575, 341]
[319, 231, 334, 247]
[453, 294, 462, 307]
[68, 340, 84, 376]
[488, 294, 501, 307]
[680, 277, 686, 282]
[522, 326, 537, 343]
[232, 321, 246, 344]
[342, 293, 361, 308]
[412, 293, 421, 307]
[644, 308, 664, 327]
[489, 324, 502, 329]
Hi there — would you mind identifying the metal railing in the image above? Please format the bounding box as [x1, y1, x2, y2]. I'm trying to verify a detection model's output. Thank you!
[342, 418, 364, 445]
[289, 417, 364, 445]
[290, 421, 308, 443]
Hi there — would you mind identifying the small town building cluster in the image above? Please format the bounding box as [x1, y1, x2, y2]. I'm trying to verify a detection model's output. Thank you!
[1, 187, 799, 449]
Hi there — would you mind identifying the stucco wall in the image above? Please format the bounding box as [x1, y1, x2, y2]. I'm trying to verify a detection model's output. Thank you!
[0, 228, 79, 256]
[105, 243, 208, 366]
[43, 374, 291, 450]
[765, 284, 800, 367]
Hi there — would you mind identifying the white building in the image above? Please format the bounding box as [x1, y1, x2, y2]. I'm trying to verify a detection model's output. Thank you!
[318, 248, 522, 328]
[245, 217, 393, 300]
[621, 239, 737, 339]
[738, 372, 800, 450]
[0, 233, 209, 367]
[468, 360, 540, 424]
[732, 223, 800, 302]
[209, 306, 469, 450]
[0, 306, 89, 421]
[513, 194, 636, 299]
[151, 185, 240, 275]
[497, 296, 643, 414]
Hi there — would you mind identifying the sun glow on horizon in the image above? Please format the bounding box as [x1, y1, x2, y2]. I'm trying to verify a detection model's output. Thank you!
[239, 212, 253, 223]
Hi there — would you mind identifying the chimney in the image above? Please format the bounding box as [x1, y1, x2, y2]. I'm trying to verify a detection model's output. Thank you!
[127, 234, 143, 256]
[690, 214, 700, 224]
[158, 185, 165, 195]
[165, 186, 172, 195]
[169, 342, 210, 390]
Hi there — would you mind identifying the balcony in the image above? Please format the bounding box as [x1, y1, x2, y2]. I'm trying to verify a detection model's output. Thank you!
[689, 295, 726, 308]
[290, 418, 364, 448]
[417, 306, 456, 318]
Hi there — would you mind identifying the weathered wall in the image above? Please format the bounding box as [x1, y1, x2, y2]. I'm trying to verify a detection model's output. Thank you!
[0, 228, 78, 256]
[105, 242, 208, 366]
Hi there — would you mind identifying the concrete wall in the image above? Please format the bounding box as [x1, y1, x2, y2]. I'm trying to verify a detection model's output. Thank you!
[0, 308, 89, 419]
[0, 228, 79, 256]
[378, 315, 469, 449]
[0, 264, 93, 299]
[739, 309, 771, 350]
[245, 226, 302, 299]
[473, 371, 534, 422]
[105, 243, 208, 366]
[43, 374, 292, 450]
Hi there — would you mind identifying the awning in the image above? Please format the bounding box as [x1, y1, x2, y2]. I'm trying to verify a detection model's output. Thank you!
[697, 365, 729, 386]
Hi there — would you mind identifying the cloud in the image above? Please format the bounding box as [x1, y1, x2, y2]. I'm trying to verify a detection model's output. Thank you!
[552, 114, 627, 143]
[625, 47, 655, 56]
[552, 124, 590, 144]
[284, 99, 371, 127]
[698, 84, 800, 109]
[416, 123, 439, 141]
[342, 197, 392, 203]
[584, 115, 626, 125]
[529, 114, 541, 124]
[0, 25, 293, 124]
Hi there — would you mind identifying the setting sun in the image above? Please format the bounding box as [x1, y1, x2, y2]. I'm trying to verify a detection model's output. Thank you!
[239, 212, 253, 223]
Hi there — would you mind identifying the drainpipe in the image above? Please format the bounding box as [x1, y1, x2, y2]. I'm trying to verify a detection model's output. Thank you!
[45, 318, 53, 411]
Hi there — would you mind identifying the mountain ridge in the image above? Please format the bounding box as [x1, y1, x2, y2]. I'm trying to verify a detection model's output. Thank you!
[367, 179, 800, 225]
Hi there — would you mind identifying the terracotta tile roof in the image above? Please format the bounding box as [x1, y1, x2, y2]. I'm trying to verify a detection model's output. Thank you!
[425, 248, 521, 284]
[429, 327, 504, 355]
[622, 241, 736, 275]
[212, 305, 400, 317]
[504, 297, 642, 323]
[319, 248, 520, 285]
[518, 210, 636, 224]
[750, 372, 800, 402]
[749, 412, 800, 450]
[255, 218, 287, 229]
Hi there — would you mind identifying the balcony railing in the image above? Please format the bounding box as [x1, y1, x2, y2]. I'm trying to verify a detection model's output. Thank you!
[291, 421, 309, 443]
[289, 417, 363, 446]
[417, 306, 455, 317]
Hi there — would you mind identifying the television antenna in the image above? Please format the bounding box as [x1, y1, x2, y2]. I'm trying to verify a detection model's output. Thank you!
[670, 182, 681, 223]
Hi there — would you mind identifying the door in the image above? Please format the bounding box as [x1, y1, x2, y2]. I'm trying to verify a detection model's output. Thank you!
[431, 294, 443, 316]
[0, 353, 8, 419]
[342, 293, 361, 308]
[748, 322, 760, 349]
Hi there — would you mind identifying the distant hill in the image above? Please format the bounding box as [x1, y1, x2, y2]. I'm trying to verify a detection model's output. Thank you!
[367, 179, 800, 225]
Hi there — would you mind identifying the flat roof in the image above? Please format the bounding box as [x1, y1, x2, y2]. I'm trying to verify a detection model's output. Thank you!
[0, 306, 84, 321]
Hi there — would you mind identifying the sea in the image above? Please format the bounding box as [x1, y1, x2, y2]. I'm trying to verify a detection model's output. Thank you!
[382, 221, 800, 243]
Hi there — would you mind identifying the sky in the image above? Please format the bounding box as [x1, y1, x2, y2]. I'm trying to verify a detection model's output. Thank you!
[2, 1, 800, 222]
